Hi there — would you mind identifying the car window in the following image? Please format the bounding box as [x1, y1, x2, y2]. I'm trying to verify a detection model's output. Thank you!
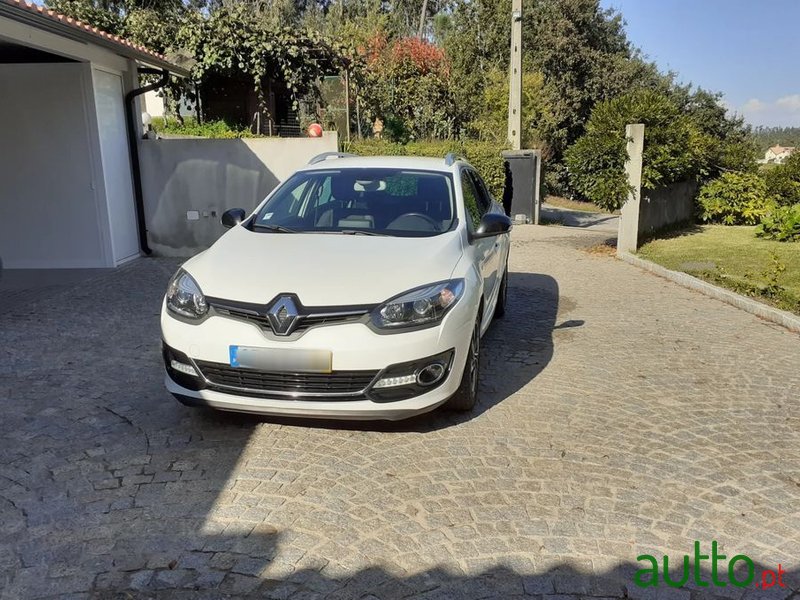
[253, 168, 456, 238]
[290, 181, 308, 202]
[258, 177, 310, 223]
[460, 170, 482, 231]
[315, 177, 332, 207]
[468, 171, 492, 215]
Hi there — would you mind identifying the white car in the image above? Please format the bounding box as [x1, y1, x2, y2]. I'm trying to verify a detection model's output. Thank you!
[161, 153, 512, 420]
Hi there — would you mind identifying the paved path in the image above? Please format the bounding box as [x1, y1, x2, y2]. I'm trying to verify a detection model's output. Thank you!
[0, 268, 115, 313]
[1, 226, 799, 599]
[540, 203, 619, 233]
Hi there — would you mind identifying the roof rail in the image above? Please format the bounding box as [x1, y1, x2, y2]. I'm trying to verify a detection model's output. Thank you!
[308, 152, 357, 165]
[444, 152, 466, 166]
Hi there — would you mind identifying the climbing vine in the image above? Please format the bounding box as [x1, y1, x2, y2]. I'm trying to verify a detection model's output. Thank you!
[179, 5, 358, 115]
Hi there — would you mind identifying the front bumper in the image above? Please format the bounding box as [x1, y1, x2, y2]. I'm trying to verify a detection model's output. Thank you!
[160, 296, 474, 420]
[167, 376, 457, 420]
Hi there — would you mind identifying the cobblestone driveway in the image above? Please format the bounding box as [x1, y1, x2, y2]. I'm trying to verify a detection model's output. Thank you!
[1, 226, 799, 599]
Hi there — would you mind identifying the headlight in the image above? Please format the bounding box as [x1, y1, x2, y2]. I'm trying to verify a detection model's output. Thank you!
[372, 279, 464, 330]
[165, 269, 208, 319]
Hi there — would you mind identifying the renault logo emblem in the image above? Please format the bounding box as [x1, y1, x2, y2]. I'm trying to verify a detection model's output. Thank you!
[267, 296, 299, 335]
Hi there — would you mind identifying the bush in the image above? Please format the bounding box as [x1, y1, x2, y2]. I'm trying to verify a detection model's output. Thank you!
[757, 204, 800, 242]
[564, 90, 697, 211]
[360, 35, 457, 142]
[151, 117, 252, 138]
[698, 172, 774, 225]
[763, 152, 800, 207]
[345, 139, 508, 198]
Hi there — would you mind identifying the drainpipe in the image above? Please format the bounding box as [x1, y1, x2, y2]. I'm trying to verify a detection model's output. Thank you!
[125, 67, 170, 256]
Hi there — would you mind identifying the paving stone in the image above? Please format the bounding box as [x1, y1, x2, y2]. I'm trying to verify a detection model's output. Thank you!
[128, 569, 154, 590]
[0, 231, 799, 599]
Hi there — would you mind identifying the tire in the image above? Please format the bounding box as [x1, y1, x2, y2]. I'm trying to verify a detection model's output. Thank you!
[493, 263, 508, 319]
[444, 316, 481, 412]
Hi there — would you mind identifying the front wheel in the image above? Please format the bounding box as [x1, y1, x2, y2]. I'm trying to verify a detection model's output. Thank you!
[444, 317, 481, 412]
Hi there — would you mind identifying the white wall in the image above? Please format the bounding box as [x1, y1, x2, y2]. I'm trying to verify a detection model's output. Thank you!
[140, 133, 338, 256]
[141, 89, 193, 119]
[0, 63, 110, 268]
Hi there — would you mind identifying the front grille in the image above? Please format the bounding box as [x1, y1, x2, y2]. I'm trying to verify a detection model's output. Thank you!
[195, 360, 378, 397]
[213, 306, 364, 333]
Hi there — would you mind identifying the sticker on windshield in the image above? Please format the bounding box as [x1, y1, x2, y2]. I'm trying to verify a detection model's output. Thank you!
[263, 212, 274, 220]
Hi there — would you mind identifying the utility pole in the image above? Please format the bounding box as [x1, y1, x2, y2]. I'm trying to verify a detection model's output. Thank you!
[507, 0, 523, 150]
[344, 69, 351, 143]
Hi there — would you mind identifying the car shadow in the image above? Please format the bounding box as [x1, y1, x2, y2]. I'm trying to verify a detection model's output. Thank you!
[203, 271, 563, 434]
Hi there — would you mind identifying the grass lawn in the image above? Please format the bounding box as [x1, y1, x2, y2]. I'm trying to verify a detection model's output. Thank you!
[638, 225, 800, 315]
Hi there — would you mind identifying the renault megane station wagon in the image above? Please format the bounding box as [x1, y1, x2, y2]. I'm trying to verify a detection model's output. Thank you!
[161, 153, 512, 420]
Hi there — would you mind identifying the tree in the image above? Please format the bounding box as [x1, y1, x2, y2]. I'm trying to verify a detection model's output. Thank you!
[677, 88, 758, 177]
[751, 126, 800, 152]
[181, 4, 355, 116]
[441, 0, 673, 192]
[442, 0, 515, 137]
[564, 89, 697, 210]
[764, 152, 800, 207]
[468, 69, 549, 151]
[359, 34, 457, 141]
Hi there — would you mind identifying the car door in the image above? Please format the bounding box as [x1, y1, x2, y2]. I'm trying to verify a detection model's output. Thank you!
[469, 170, 504, 308]
[471, 170, 509, 267]
[461, 169, 499, 313]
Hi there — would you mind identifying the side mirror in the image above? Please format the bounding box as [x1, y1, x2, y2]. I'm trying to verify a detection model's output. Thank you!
[221, 208, 246, 229]
[473, 212, 512, 239]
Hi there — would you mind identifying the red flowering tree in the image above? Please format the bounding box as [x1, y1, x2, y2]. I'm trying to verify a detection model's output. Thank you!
[359, 33, 457, 141]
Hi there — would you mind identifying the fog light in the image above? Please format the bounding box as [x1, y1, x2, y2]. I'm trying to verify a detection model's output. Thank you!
[373, 374, 416, 389]
[416, 362, 446, 386]
[170, 359, 198, 377]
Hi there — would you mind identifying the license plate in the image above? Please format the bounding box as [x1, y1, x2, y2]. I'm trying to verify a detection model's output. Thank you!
[229, 346, 332, 373]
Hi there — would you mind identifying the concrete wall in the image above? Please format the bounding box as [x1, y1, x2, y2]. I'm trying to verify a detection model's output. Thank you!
[638, 180, 698, 236]
[618, 123, 698, 253]
[0, 63, 110, 268]
[140, 133, 338, 256]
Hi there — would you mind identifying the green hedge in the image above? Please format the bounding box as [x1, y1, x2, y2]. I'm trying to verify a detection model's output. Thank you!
[344, 139, 508, 199]
[150, 117, 253, 139]
[564, 89, 697, 211]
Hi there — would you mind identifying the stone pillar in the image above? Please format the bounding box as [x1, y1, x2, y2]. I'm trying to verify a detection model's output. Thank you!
[617, 123, 645, 255]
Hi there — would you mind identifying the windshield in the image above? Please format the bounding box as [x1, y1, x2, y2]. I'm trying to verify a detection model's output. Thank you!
[251, 168, 456, 237]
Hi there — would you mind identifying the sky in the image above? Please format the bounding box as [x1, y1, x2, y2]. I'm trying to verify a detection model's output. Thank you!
[600, 0, 800, 128]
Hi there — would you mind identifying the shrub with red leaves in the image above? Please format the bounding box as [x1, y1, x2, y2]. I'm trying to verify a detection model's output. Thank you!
[359, 32, 456, 141]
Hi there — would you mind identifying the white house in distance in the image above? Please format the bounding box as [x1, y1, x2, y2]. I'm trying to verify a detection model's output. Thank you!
[0, 0, 188, 269]
[762, 145, 796, 164]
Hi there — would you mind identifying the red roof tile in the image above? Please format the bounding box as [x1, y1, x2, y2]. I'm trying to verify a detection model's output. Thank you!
[1, 0, 181, 68]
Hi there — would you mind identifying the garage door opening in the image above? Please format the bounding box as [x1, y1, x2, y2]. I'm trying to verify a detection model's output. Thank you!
[0, 43, 142, 273]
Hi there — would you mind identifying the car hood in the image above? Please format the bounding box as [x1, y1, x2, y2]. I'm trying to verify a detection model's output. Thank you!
[184, 226, 464, 306]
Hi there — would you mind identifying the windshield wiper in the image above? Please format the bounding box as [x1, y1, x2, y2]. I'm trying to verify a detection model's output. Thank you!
[337, 229, 388, 236]
[252, 224, 298, 233]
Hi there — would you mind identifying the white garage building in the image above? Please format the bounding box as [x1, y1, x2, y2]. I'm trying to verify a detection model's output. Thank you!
[0, 0, 188, 269]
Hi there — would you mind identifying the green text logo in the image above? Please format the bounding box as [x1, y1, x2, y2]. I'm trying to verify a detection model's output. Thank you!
[635, 541, 786, 589]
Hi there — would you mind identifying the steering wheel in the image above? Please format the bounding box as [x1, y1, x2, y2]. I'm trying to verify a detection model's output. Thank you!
[390, 212, 441, 231]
